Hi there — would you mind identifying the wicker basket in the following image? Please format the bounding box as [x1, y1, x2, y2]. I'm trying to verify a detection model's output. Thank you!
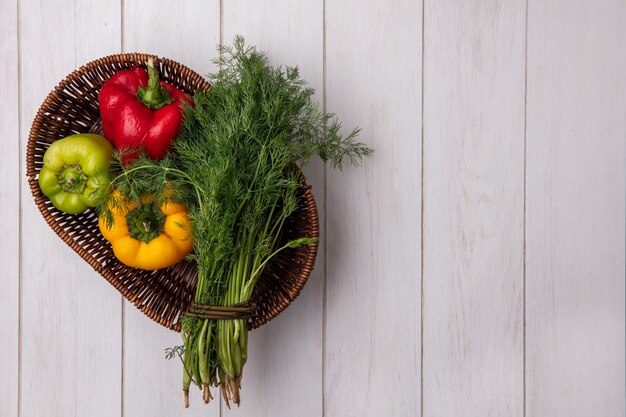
[26, 53, 319, 331]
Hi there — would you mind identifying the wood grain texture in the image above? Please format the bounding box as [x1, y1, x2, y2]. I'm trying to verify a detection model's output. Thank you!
[525, 1, 626, 416]
[325, 1, 422, 416]
[19, 1, 123, 417]
[0, 0, 19, 416]
[222, 2, 325, 416]
[422, 1, 525, 416]
[123, 0, 219, 77]
[121, 2, 220, 415]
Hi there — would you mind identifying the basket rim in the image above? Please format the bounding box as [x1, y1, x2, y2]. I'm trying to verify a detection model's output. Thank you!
[25, 53, 319, 332]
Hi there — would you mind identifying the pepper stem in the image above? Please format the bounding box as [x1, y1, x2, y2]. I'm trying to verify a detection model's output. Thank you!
[57, 164, 88, 194]
[136, 58, 174, 110]
[126, 203, 165, 243]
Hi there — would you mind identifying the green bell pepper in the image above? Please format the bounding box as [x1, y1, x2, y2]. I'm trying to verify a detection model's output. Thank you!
[38, 133, 113, 214]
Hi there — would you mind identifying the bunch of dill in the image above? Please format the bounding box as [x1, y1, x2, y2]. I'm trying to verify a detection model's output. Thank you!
[102, 36, 372, 408]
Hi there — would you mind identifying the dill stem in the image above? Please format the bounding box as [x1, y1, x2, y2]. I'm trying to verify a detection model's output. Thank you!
[198, 320, 209, 385]
[182, 332, 192, 392]
[244, 239, 294, 299]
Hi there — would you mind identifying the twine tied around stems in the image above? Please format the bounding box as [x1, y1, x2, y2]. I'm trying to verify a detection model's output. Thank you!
[185, 301, 257, 320]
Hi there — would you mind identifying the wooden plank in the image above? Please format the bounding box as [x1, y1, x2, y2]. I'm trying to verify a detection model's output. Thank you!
[525, 1, 626, 416]
[121, 2, 220, 415]
[19, 0, 122, 416]
[0, 0, 19, 416]
[122, 0, 219, 77]
[222, 2, 325, 415]
[325, 1, 421, 416]
[422, 1, 525, 416]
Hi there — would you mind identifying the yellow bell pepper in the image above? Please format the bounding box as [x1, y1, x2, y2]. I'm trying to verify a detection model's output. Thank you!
[98, 190, 193, 270]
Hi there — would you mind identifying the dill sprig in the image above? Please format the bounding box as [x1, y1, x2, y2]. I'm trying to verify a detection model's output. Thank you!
[211, 38, 372, 170]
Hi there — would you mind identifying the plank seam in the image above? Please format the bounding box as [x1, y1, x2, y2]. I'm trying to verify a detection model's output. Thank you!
[219, 0, 224, 48]
[523, 0, 529, 415]
[420, 0, 425, 415]
[120, 2, 125, 416]
[121, 302, 124, 417]
[219, 3, 223, 416]
[73, 0, 77, 62]
[120, 0, 125, 53]
[17, 0, 23, 414]
[322, 0, 328, 415]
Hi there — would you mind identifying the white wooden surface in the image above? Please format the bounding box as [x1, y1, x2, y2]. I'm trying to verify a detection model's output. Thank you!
[325, 0, 422, 416]
[422, 1, 525, 416]
[1, 1, 624, 417]
[0, 1, 19, 416]
[525, 1, 626, 416]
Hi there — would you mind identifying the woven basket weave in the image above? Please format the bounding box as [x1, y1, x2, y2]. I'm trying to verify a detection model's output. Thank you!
[26, 53, 319, 331]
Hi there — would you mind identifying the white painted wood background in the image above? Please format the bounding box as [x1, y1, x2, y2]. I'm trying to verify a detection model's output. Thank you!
[0, 0, 624, 416]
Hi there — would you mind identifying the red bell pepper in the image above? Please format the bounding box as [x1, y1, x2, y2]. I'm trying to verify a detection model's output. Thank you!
[98, 58, 192, 162]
